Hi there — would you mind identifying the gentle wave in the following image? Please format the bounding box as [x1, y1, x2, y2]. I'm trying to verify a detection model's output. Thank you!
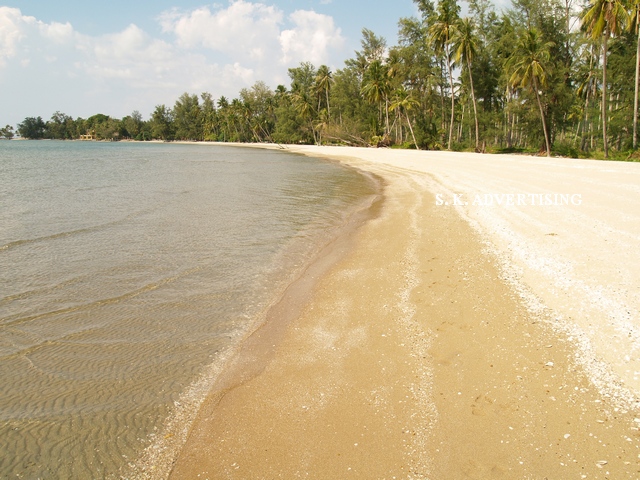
[0, 205, 161, 252]
[0, 265, 203, 339]
[0, 271, 91, 304]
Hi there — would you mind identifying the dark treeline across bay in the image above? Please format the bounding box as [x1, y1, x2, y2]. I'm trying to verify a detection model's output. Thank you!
[4, 0, 640, 160]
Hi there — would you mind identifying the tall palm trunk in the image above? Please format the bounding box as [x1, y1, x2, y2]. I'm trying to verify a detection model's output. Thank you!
[582, 44, 595, 151]
[446, 43, 455, 150]
[533, 76, 551, 157]
[506, 89, 513, 148]
[467, 57, 480, 151]
[385, 95, 390, 138]
[326, 88, 331, 120]
[602, 29, 610, 158]
[439, 60, 446, 134]
[406, 112, 420, 150]
[634, 9, 640, 149]
[582, 86, 591, 151]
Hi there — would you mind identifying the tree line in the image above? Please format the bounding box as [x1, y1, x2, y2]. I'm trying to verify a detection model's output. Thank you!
[4, 0, 640, 160]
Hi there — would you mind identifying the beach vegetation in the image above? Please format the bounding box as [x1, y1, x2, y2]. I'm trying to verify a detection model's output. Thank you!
[0, 125, 15, 139]
[150, 105, 175, 141]
[17, 116, 46, 139]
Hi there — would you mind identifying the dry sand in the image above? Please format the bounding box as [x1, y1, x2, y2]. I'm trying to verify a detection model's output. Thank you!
[167, 147, 640, 479]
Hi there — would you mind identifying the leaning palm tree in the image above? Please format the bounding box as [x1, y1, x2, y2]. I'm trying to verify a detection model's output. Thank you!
[452, 17, 481, 151]
[389, 87, 421, 150]
[581, 0, 628, 157]
[508, 29, 555, 157]
[429, 0, 460, 150]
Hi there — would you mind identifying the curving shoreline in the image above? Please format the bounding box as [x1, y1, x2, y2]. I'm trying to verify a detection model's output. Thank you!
[168, 145, 640, 478]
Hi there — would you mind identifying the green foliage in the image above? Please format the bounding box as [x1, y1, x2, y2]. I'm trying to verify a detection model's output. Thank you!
[151, 105, 174, 141]
[122, 110, 144, 139]
[1, 125, 15, 139]
[553, 141, 581, 158]
[17, 117, 46, 139]
[173, 93, 202, 140]
[46, 111, 74, 139]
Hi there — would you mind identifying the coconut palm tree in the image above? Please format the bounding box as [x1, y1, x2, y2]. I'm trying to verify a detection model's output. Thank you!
[291, 84, 318, 144]
[361, 60, 392, 138]
[315, 65, 333, 120]
[429, 0, 460, 150]
[217, 96, 231, 141]
[452, 17, 481, 151]
[390, 87, 421, 149]
[508, 28, 555, 157]
[315, 109, 329, 145]
[230, 98, 244, 140]
[575, 41, 599, 151]
[582, 0, 629, 157]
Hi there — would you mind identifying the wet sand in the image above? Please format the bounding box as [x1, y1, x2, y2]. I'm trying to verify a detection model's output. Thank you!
[168, 147, 640, 479]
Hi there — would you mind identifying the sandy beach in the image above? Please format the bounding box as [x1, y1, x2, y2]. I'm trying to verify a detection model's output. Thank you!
[166, 146, 640, 479]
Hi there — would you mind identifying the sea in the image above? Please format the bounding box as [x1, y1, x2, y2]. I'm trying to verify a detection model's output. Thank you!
[0, 141, 377, 479]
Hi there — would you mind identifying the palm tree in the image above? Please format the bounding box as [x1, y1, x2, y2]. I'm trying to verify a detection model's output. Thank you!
[315, 109, 329, 145]
[230, 98, 244, 140]
[576, 41, 599, 151]
[390, 87, 421, 149]
[582, 0, 629, 157]
[452, 17, 480, 151]
[291, 84, 318, 144]
[429, 0, 460, 150]
[361, 60, 392, 138]
[315, 65, 333, 120]
[386, 49, 403, 83]
[508, 29, 555, 157]
[217, 96, 231, 141]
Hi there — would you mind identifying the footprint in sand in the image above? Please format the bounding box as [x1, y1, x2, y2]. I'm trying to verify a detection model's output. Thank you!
[471, 394, 495, 416]
[471, 393, 519, 417]
[462, 458, 507, 477]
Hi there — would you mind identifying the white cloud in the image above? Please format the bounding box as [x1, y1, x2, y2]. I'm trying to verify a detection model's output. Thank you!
[80, 24, 176, 80]
[159, 1, 283, 62]
[0, 7, 79, 69]
[223, 62, 255, 85]
[0, 7, 36, 66]
[159, 1, 345, 66]
[279, 10, 344, 65]
[0, 8, 256, 116]
[76, 24, 256, 96]
[39, 21, 74, 44]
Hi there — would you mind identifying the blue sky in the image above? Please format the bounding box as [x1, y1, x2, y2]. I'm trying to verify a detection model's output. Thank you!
[0, 0, 503, 128]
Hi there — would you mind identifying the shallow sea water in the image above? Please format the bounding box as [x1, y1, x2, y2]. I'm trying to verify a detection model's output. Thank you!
[0, 141, 376, 478]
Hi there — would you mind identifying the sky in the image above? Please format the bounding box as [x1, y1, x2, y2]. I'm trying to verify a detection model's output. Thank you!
[0, 0, 506, 128]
